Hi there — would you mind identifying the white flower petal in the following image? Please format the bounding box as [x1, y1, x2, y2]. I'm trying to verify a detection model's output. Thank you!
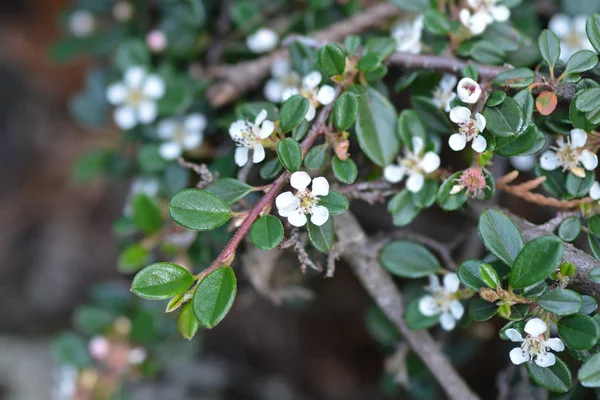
[183, 131, 203, 150]
[185, 113, 207, 133]
[252, 143, 265, 163]
[246, 28, 278, 53]
[288, 209, 308, 227]
[545, 338, 565, 352]
[429, 274, 441, 290]
[303, 71, 322, 89]
[255, 109, 268, 126]
[574, 15, 588, 35]
[509, 348, 529, 365]
[440, 311, 456, 331]
[459, 9, 472, 30]
[317, 85, 336, 105]
[310, 205, 329, 226]
[271, 58, 290, 77]
[535, 352, 556, 368]
[114, 106, 137, 130]
[540, 150, 561, 171]
[505, 328, 524, 343]
[439, 74, 457, 91]
[282, 87, 299, 102]
[418, 295, 438, 316]
[290, 171, 312, 191]
[234, 146, 249, 167]
[449, 106, 471, 124]
[457, 78, 481, 104]
[89, 336, 110, 360]
[159, 141, 182, 160]
[142, 75, 166, 99]
[276, 192, 299, 214]
[475, 113, 486, 131]
[258, 120, 274, 139]
[384, 164, 406, 183]
[443, 273, 460, 292]
[450, 300, 464, 320]
[449, 133, 467, 151]
[421, 152, 440, 173]
[264, 80, 284, 102]
[305, 105, 316, 121]
[311, 177, 329, 197]
[106, 83, 127, 105]
[510, 155, 537, 172]
[491, 6, 510, 22]
[137, 101, 157, 124]
[471, 135, 487, 153]
[229, 120, 246, 139]
[579, 149, 598, 171]
[412, 137, 424, 154]
[406, 172, 424, 193]
[157, 119, 176, 139]
[570, 128, 588, 148]
[124, 66, 146, 88]
[549, 14, 572, 38]
[524, 318, 547, 337]
[590, 181, 600, 200]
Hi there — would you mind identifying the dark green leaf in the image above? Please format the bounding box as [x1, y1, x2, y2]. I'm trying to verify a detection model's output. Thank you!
[579, 352, 600, 387]
[380, 240, 441, 278]
[587, 14, 600, 54]
[477, 210, 524, 266]
[469, 298, 498, 321]
[250, 215, 284, 250]
[304, 144, 327, 170]
[260, 157, 283, 180]
[397, 109, 426, 146]
[307, 217, 334, 253]
[492, 68, 535, 88]
[318, 191, 349, 215]
[487, 91, 506, 107]
[538, 29, 561, 69]
[205, 178, 253, 205]
[509, 236, 564, 289]
[437, 172, 468, 211]
[457, 259, 488, 290]
[538, 289, 583, 316]
[565, 50, 598, 74]
[193, 267, 237, 328]
[131, 194, 162, 235]
[277, 138, 303, 172]
[525, 357, 572, 393]
[388, 190, 420, 226]
[423, 10, 451, 35]
[412, 179, 438, 208]
[131, 262, 194, 300]
[169, 189, 233, 231]
[566, 170, 594, 198]
[318, 43, 346, 76]
[483, 97, 525, 137]
[558, 314, 600, 350]
[279, 95, 309, 133]
[333, 92, 359, 131]
[331, 156, 357, 184]
[558, 217, 581, 242]
[495, 124, 546, 157]
[470, 41, 506, 64]
[357, 52, 382, 72]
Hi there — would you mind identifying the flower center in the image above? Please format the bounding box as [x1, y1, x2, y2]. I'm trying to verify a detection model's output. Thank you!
[432, 291, 454, 311]
[233, 122, 259, 148]
[554, 140, 582, 172]
[127, 89, 145, 106]
[565, 31, 582, 48]
[296, 190, 318, 214]
[400, 147, 424, 173]
[458, 119, 480, 140]
[463, 83, 477, 95]
[522, 335, 546, 358]
[300, 88, 320, 107]
[282, 73, 300, 88]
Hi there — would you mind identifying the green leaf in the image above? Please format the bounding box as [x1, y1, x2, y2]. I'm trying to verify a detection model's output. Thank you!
[412, 179, 438, 208]
[486, 91, 506, 107]
[558, 314, 600, 350]
[169, 189, 232, 231]
[509, 236, 564, 289]
[178, 302, 200, 339]
[158, 82, 192, 115]
[113, 39, 150, 72]
[277, 138, 303, 172]
[380, 240, 441, 278]
[365, 306, 400, 346]
[566, 170, 594, 197]
[589, 233, 600, 261]
[469, 298, 498, 321]
[344, 35, 361, 54]
[138, 144, 168, 173]
[589, 215, 600, 237]
[365, 37, 397, 58]
[538, 29, 561, 69]
[482, 97, 525, 137]
[575, 88, 600, 112]
[492, 68, 535, 88]
[397, 109, 426, 146]
[355, 87, 399, 166]
[514, 89, 534, 125]
[331, 156, 357, 184]
[304, 144, 327, 170]
[307, 217, 334, 253]
[205, 178, 253, 205]
[525, 357, 572, 393]
[388, 190, 420, 226]
[118, 243, 150, 273]
[279, 95, 309, 133]
[260, 157, 283, 180]
[479, 263, 501, 289]
[318, 44, 346, 76]
[457, 260, 488, 290]
[587, 14, 600, 54]
[423, 9, 451, 35]
[405, 297, 440, 330]
[495, 124, 546, 157]
[293, 119, 309, 141]
[333, 93, 359, 131]
[131, 262, 194, 300]
[390, 0, 430, 12]
[410, 96, 452, 134]
[579, 352, 600, 387]
[590, 267, 600, 282]
[249, 215, 284, 250]
[318, 191, 349, 215]
[131, 194, 162, 235]
[558, 217, 581, 242]
[193, 267, 237, 328]
[565, 50, 599, 74]
[581, 295, 598, 314]
[470, 41, 506, 64]
[436, 172, 468, 211]
[73, 306, 114, 335]
[538, 289, 583, 316]
[477, 210, 524, 266]
[571, 93, 598, 132]
[51, 333, 92, 368]
[357, 52, 382, 72]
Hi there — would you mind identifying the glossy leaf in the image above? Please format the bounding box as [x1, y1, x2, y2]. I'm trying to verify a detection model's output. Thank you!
[538, 29, 561, 68]
[131, 262, 194, 300]
[331, 156, 357, 184]
[525, 357, 572, 393]
[536, 91, 558, 116]
[277, 138, 303, 172]
[537, 289, 583, 316]
[318, 43, 346, 77]
[380, 240, 441, 278]
[205, 178, 253, 205]
[558, 217, 581, 242]
[249, 215, 284, 250]
[388, 190, 420, 226]
[483, 97, 525, 137]
[318, 191, 349, 215]
[169, 189, 232, 231]
[333, 92, 359, 131]
[509, 236, 564, 289]
[437, 172, 468, 211]
[307, 217, 334, 253]
[279, 95, 309, 133]
[477, 210, 524, 266]
[565, 50, 598, 75]
[492, 68, 535, 88]
[558, 314, 600, 350]
[193, 267, 237, 328]
[579, 352, 600, 387]
[178, 302, 200, 339]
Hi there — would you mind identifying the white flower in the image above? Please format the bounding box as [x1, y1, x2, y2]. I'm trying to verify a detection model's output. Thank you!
[457, 77, 482, 104]
[506, 318, 565, 368]
[432, 74, 457, 112]
[106, 66, 166, 130]
[510, 155, 537, 172]
[391, 15, 424, 54]
[157, 113, 206, 160]
[540, 129, 598, 178]
[229, 109, 275, 166]
[275, 171, 330, 227]
[147, 29, 167, 52]
[264, 58, 301, 103]
[89, 336, 110, 361]
[549, 14, 593, 62]
[282, 71, 335, 121]
[246, 28, 279, 53]
[459, 0, 510, 35]
[128, 347, 147, 365]
[591, 181, 600, 200]
[69, 10, 95, 37]
[448, 106, 487, 153]
[418, 273, 464, 331]
[384, 137, 440, 193]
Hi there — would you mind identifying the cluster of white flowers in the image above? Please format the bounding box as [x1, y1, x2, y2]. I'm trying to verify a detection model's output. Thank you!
[157, 114, 206, 160]
[69, 9, 95, 37]
[506, 318, 564, 368]
[247, 28, 279, 53]
[540, 129, 598, 178]
[384, 137, 440, 192]
[264, 59, 301, 103]
[459, 0, 510, 35]
[419, 273, 464, 331]
[448, 106, 487, 153]
[106, 66, 166, 130]
[549, 14, 593, 61]
[391, 16, 424, 54]
[229, 109, 275, 166]
[276, 171, 330, 227]
[282, 71, 336, 121]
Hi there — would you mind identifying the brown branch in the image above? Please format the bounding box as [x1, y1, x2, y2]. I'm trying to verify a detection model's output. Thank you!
[335, 212, 480, 400]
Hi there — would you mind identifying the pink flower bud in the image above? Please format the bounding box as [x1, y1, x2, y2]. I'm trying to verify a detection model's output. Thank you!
[147, 30, 167, 53]
[88, 336, 110, 361]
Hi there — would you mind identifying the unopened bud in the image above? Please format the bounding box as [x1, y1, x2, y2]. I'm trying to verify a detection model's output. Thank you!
[497, 303, 511, 319]
[334, 138, 350, 160]
[559, 262, 576, 277]
[479, 287, 500, 302]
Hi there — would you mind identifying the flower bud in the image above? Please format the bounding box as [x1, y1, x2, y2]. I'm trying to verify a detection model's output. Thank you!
[457, 77, 482, 104]
[479, 288, 500, 302]
[147, 30, 167, 53]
